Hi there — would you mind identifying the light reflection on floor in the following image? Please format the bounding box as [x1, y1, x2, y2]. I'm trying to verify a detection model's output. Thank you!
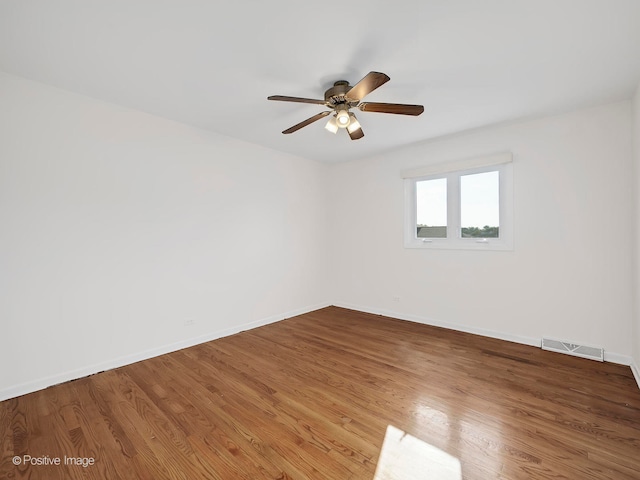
[410, 391, 510, 476]
[373, 425, 462, 480]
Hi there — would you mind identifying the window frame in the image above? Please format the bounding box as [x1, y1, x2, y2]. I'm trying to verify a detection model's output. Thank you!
[404, 159, 513, 251]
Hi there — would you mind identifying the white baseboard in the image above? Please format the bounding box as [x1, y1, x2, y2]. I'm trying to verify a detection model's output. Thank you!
[333, 302, 635, 370]
[334, 302, 541, 348]
[0, 301, 330, 402]
[4, 302, 636, 402]
[603, 351, 633, 366]
[632, 360, 640, 390]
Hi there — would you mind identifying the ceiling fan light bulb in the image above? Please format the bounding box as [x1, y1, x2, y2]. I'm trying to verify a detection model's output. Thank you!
[346, 114, 361, 133]
[336, 110, 350, 128]
[325, 116, 338, 133]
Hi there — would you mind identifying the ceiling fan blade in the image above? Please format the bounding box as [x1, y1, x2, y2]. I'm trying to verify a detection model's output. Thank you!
[348, 126, 364, 140]
[268, 95, 328, 105]
[345, 71, 390, 102]
[282, 111, 331, 134]
[358, 102, 424, 116]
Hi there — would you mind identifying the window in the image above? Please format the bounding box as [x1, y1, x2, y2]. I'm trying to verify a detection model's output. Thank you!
[460, 170, 500, 238]
[416, 177, 447, 238]
[404, 153, 513, 250]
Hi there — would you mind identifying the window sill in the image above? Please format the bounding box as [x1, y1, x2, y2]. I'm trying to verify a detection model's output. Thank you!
[404, 239, 513, 251]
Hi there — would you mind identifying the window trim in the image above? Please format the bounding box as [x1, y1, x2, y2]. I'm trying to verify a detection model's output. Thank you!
[404, 154, 513, 251]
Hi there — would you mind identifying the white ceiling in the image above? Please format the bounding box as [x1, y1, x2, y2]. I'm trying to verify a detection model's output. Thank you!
[1, 0, 640, 163]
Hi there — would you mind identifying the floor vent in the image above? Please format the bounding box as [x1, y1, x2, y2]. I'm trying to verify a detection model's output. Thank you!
[541, 338, 604, 362]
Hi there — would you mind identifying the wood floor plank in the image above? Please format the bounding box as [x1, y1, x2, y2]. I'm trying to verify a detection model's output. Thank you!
[1, 306, 639, 479]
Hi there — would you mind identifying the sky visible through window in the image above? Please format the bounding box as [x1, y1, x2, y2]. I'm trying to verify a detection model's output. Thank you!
[416, 171, 499, 228]
[461, 171, 499, 229]
[416, 177, 447, 226]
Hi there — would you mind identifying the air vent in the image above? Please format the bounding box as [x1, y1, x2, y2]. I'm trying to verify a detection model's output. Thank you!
[541, 338, 604, 362]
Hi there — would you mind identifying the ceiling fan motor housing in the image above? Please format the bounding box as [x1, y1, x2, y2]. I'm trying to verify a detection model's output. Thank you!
[324, 80, 356, 106]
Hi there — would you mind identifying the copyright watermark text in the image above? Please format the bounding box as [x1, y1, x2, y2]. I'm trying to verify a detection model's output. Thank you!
[12, 455, 95, 468]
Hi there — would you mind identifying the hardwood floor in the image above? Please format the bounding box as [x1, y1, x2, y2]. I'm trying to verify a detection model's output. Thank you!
[1, 306, 640, 479]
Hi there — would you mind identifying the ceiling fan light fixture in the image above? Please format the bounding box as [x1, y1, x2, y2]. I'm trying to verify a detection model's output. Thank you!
[346, 113, 361, 134]
[267, 71, 423, 140]
[324, 115, 338, 134]
[335, 108, 351, 128]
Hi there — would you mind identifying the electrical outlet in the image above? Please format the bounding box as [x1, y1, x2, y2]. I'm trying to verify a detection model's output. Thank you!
[392, 296, 400, 302]
[184, 319, 195, 327]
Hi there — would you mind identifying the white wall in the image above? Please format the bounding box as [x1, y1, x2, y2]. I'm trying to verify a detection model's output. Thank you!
[2, 69, 637, 400]
[0, 72, 329, 400]
[633, 83, 640, 384]
[328, 102, 634, 361]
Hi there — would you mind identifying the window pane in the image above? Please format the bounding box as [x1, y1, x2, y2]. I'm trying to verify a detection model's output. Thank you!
[460, 170, 499, 238]
[416, 178, 447, 238]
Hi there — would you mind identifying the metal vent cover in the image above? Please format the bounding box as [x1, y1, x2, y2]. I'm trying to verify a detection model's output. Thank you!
[541, 338, 604, 362]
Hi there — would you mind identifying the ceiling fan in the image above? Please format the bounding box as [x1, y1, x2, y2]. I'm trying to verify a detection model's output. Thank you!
[268, 71, 424, 140]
